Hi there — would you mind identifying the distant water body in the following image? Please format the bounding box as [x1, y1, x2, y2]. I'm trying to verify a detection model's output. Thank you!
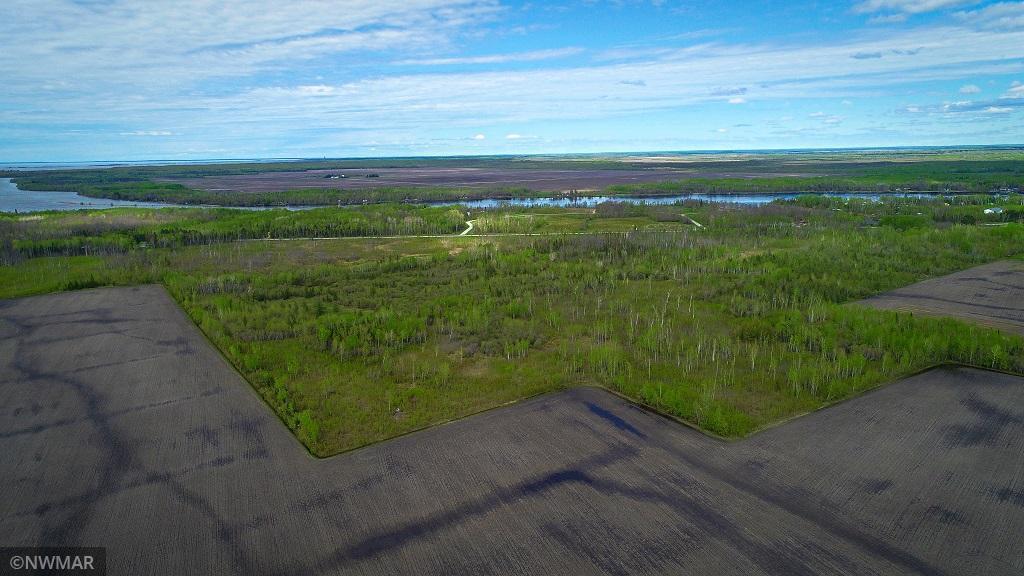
[0, 158, 301, 171]
[447, 193, 935, 209]
[0, 178, 175, 212]
[1, 177, 943, 213]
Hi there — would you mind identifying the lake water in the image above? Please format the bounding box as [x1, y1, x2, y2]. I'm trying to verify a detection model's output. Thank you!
[451, 194, 799, 208]
[451, 192, 946, 209]
[0, 178, 176, 212]
[1, 177, 943, 213]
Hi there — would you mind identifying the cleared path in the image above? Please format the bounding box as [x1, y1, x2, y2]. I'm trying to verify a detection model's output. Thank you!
[682, 213, 705, 228]
[2, 286, 1023, 575]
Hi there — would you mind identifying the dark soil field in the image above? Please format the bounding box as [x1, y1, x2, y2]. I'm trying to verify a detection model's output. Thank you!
[860, 259, 1024, 336]
[3, 285, 1023, 574]
[162, 167, 806, 193]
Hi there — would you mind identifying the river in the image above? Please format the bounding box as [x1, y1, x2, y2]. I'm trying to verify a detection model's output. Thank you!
[1, 177, 943, 213]
[0, 178, 175, 212]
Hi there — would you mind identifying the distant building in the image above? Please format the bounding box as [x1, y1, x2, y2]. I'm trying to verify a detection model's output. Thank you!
[984, 207, 1004, 215]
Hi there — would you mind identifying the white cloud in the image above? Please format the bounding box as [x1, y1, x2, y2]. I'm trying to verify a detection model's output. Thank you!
[1006, 81, 1024, 97]
[0, 0, 498, 94]
[955, 2, 1024, 30]
[853, 0, 976, 15]
[12, 22, 1024, 136]
[943, 100, 973, 110]
[804, 111, 843, 124]
[3, 1, 1024, 158]
[119, 130, 173, 136]
[715, 128, 728, 133]
[906, 105, 921, 112]
[472, 133, 486, 140]
[295, 85, 336, 96]
[869, 13, 909, 23]
[912, 96, 1024, 114]
[711, 87, 748, 97]
[959, 83, 981, 93]
[841, 99, 854, 105]
[394, 47, 583, 66]
[594, 46, 679, 62]
[727, 97, 746, 104]
[505, 133, 523, 139]
[219, 30, 1024, 134]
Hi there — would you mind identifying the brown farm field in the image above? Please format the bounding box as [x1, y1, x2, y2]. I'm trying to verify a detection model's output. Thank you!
[2, 286, 1023, 575]
[860, 260, 1024, 336]
[160, 166, 811, 193]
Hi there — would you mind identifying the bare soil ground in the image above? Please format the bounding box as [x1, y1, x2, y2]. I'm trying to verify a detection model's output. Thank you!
[860, 259, 1024, 336]
[162, 167, 806, 193]
[2, 286, 1023, 575]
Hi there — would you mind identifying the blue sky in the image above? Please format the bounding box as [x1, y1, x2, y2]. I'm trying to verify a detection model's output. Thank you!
[1, 0, 1023, 161]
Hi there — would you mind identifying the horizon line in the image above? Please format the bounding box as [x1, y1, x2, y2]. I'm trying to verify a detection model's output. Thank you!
[2, 143, 1023, 170]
